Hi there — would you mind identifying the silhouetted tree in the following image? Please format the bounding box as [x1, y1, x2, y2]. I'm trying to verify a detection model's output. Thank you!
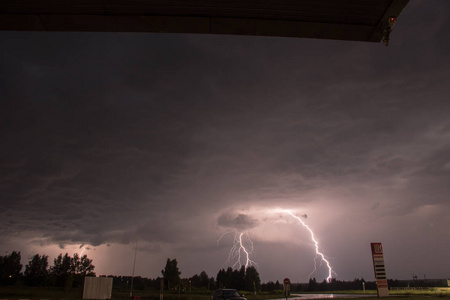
[209, 276, 215, 290]
[71, 253, 95, 287]
[319, 279, 328, 291]
[24, 254, 49, 286]
[111, 275, 160, 290]
[224, 267, 234, 288]
[275, 280, 282, 290]
[216, 269, 226, 288]
[190, 273, 201, 289]
[236, 266, 246, 290]
[244, 266, 261, 292]
[0, 251, 23, 285]
[189, 271, 213, 290]
[72, 253, 95, 275]
[50, 253, 95, 287]
[230, 268, 241, 290]
[51, 253, 73, 287]
[199, 271, 210, 289]
[161, 258, 180, 290]
[261, 281, 273, 293]
[307, 278, 318, 291]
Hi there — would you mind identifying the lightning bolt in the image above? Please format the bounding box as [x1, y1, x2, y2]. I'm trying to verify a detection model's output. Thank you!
[283, 209, 334, 282]
[79, 245, 86, 256]
[307, 254, 319, 280]
[217, 208, 334, 282]
[218, 229, 256, 269]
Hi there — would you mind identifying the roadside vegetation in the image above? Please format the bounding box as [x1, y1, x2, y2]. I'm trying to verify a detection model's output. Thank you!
[1, 286, 449, 300]
[1, 251, 448, 300]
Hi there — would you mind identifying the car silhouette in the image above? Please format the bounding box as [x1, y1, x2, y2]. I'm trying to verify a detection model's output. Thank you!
[212, 289, 246, 300]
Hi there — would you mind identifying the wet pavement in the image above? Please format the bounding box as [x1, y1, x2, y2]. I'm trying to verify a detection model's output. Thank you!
[271, 294, 376, 299]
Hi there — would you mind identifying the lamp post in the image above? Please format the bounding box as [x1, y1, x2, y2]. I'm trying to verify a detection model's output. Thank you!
[130, 240, 138, 298]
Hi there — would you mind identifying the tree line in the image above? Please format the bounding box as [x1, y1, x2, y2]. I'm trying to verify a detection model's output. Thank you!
[160, 258, 261, 292]
[0, 251, 94, 287]
[2, 251, 446, 291]
[261, 277, 448, 293]
[0, 252, 262, 291]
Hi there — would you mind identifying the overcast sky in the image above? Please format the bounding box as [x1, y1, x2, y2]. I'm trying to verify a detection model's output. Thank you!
[1, 0, 449, 283]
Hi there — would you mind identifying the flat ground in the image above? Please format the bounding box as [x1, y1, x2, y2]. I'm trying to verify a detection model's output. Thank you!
[0, 287, 449, 300]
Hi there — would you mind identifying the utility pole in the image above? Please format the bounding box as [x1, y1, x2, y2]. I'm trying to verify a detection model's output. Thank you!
[130, 240, 138, 298]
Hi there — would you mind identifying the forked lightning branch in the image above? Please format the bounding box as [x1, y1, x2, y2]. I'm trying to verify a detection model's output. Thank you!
[217, 230, 256, 269]
[217, 209, 334, 282]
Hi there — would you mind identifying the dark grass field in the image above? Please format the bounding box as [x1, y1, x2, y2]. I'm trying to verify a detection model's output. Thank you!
[0, 287, 449, 300]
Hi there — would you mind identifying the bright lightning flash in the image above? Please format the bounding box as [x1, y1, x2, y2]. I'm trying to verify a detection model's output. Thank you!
[218, 230, 256, 269]
[283, 209, 333, 282]
[217, 208, 334, 282]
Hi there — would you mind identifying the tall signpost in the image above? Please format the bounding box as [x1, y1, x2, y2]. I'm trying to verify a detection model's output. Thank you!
[370, 243, 389, 297]
[283, 278, 291, 300]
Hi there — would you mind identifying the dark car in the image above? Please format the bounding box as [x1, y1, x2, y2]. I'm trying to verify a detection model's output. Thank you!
[212, 289, 246, 300]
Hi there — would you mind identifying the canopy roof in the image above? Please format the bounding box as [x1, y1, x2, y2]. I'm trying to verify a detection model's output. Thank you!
[0, 0, 409, 42]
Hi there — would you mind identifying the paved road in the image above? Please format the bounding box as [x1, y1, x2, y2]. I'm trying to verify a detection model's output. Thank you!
[272, 294, 376, 299]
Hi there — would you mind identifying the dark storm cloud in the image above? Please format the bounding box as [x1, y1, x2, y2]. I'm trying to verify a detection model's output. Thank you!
[217, 213, 260, 231]
[0, 33, 209, 246]
[1, 0, 450, 281]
